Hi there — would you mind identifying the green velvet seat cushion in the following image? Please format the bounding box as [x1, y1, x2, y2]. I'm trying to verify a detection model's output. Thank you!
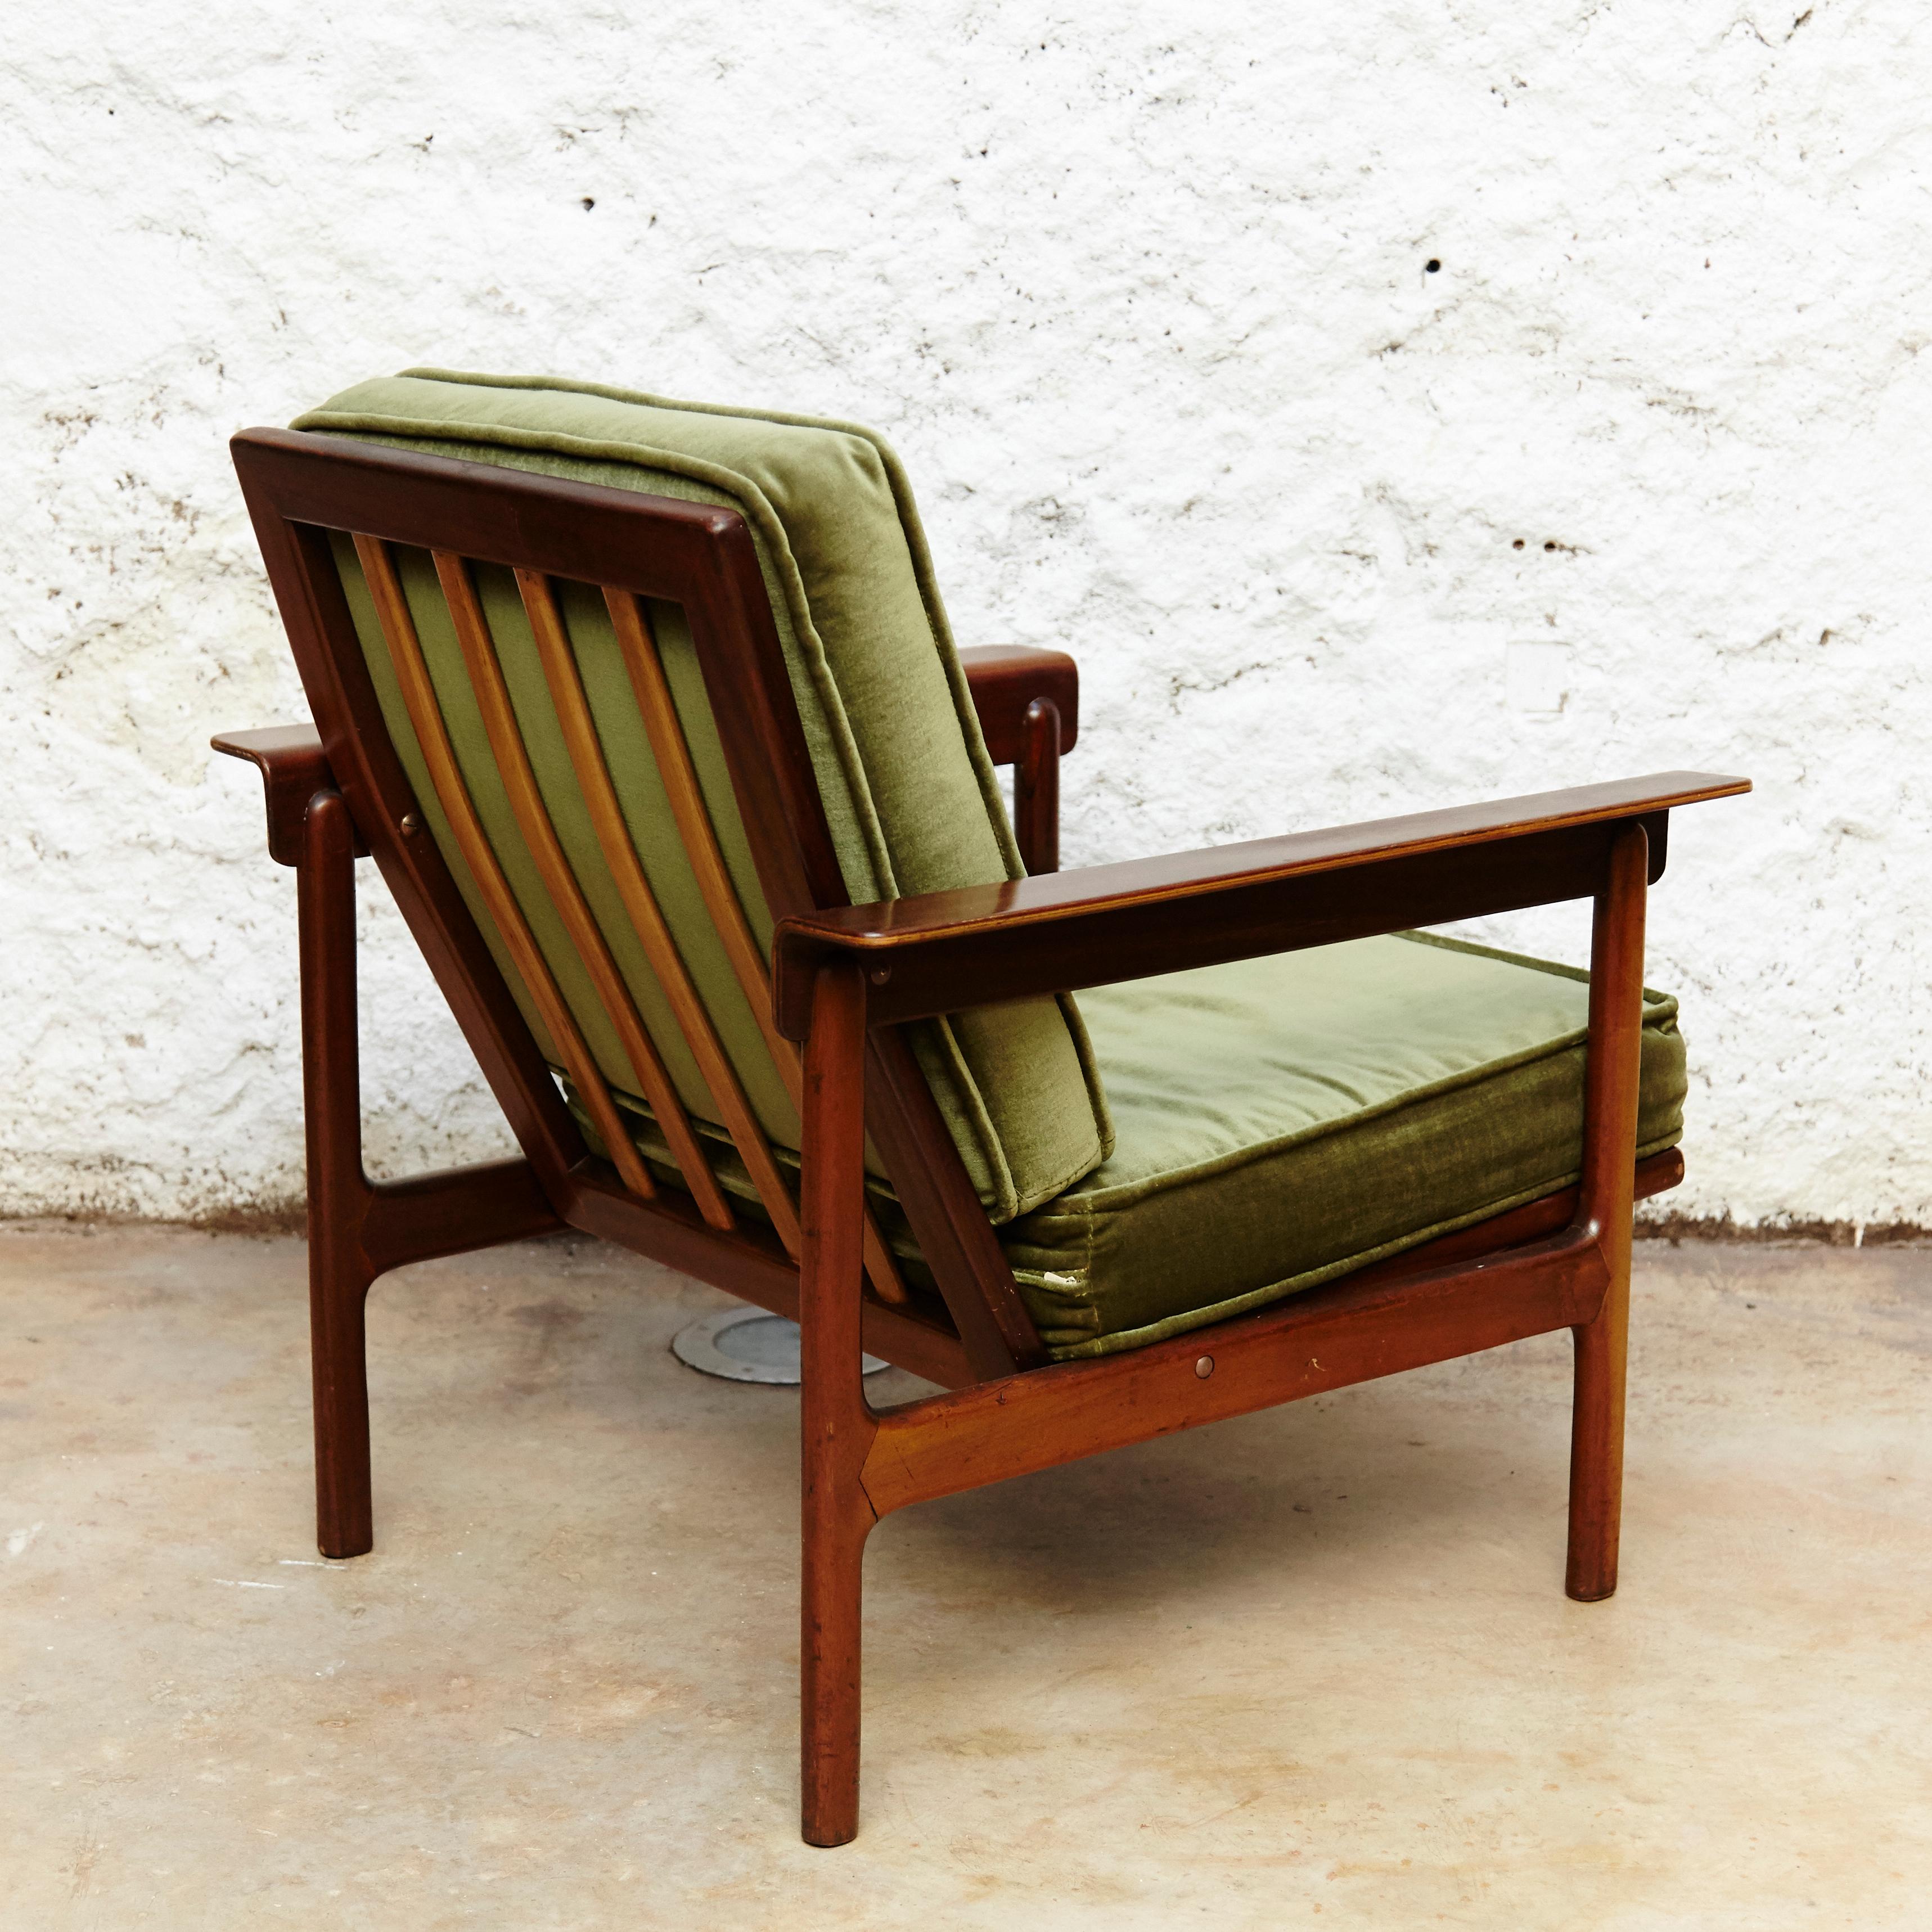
[294, 370, 1111, 1221]
[1001, 932, 1686, 1359]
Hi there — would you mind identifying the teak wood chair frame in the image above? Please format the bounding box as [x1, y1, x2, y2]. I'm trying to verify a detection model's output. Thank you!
[218, 427, 1747, 1845]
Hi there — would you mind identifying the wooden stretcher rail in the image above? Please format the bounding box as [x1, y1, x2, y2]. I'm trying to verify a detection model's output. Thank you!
[859, 1227, 1613, 1519]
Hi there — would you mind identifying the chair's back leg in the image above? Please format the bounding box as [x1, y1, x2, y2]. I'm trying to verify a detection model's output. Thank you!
[300, 788, 377, 1559]
[798, 961, 880, 1847]
[1566, 821, 1649, 1602]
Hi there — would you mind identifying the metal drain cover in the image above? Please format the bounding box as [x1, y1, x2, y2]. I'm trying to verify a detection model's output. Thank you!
[670, 1305, 888, 1385]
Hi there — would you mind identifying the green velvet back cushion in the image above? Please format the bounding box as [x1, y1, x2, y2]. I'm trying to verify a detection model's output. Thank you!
[291, 371, 1112, 1221]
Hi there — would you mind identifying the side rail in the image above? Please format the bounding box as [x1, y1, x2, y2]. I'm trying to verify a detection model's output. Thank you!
[781, 770, 1746, 1838]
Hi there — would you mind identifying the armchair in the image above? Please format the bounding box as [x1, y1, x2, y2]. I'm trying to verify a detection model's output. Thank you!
[215, 370, 1746, 1845]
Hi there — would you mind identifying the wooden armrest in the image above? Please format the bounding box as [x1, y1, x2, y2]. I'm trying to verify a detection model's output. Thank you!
[957, 646, 1079, 762]
[211, 723, 365, 866]
[773, 770, 1749, 1037]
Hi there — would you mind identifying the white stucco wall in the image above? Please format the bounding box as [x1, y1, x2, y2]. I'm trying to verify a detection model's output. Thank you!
[4, 1, 1926, 1227]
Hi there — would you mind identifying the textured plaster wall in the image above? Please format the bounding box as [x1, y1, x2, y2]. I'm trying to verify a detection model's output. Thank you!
[5, 1, 1928, 1226]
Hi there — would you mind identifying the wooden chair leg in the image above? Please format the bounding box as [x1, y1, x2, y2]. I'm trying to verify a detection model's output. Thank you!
[1565, 821, 1647, 1602]
[309, 1240, 375, 1559]
[300, 788, 377, 1559]
[801, 1500, 871, 1847]
[1566, 1273, 1627, 1601]
[798, 961, 880, 1847]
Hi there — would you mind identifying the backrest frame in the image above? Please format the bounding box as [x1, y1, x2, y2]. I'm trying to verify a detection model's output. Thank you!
[231, 427, 1046, 1378]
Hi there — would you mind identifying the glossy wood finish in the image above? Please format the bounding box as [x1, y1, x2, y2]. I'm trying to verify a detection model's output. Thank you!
[212, 723, 363, 867]
[798, 963, 879, 1847]
[299, 788, 374, 1557]
[223, 423, 1748, 1846]
[955, 645, 1079, 763]
[861, 1223, 1611, 1519]
[1016, 697, 1061, 876]
[956, 644, 1077, 877]
[1566, 821, 1649, 1602]
[227, 430, 961, 1349]
[604, 588, 782, 1041]
[282, 523, 592, 1201]
[772, 772, 1747, 1038]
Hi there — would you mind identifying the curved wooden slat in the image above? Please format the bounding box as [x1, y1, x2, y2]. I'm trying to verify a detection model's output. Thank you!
[350, 534, 659, 1202]
[604, 588, 909, 1305]
[516, 566, 803, 1251]
[602, 591, 799, 1079]
[429, 551, 733, 1227]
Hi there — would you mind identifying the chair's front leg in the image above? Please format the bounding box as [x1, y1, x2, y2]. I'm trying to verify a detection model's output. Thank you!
[798, 961, 881, 1847]
[299, 787, 378, 1559]
[1566, 821, 1649, 1601]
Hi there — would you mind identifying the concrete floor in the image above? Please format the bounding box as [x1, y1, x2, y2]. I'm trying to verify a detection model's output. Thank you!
[2, 1227, 1927, 1930]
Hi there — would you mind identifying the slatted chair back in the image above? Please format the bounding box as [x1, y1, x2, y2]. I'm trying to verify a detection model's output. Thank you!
[231, 425, 1065, 1364]
[345, 533, 866, 1273]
